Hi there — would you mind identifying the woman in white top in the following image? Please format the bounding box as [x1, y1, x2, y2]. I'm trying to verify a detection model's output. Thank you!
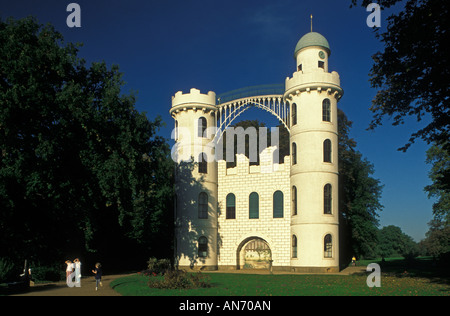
[65, 260, 74, 287]
[74, 258, 82, 287]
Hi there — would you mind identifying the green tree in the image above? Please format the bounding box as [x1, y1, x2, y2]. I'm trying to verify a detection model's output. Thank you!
[0, 17, 173, 266]
[420, 219, 450, 259]
[338, 110, 384, 260]
[377, 225, 418, 259]
[351, 0, 450, 152]
[424, 141, 450, 223]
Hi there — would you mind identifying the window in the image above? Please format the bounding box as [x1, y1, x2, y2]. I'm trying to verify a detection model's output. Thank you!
[322, 99, 331, 122]
[273, 190, 284, 218]
[292, 186, 298, 215]
[324, 184, 332, 214]
[292, 235, 298, 258]
[291, 103, 297, 126]
[318, 61, 325, 69]
[324, 234, 332, 258]
[298, 64, 302, 72]
[175, 120, 179, 140]
[198, 192, 208, 219]
[323, 139, 331, 163]
[198, 152, 207, 173]
[249, 192, 259, 219]
[226, 193, 236, 219]
[292, 142, 297, 165]
[198, 117, 207, 137]
[198, 236, 208, 258]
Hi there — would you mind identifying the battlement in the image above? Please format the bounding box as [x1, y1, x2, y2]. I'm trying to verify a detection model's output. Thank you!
[171, 88, 217, 109]
[284, 71, 342, 98]
[218, 146, 291, 176]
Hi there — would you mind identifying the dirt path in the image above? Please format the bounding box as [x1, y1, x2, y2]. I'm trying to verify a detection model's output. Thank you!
[10, 274, 131, 296]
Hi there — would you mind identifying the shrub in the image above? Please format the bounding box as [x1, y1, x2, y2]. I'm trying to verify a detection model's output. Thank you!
[147, 269, 211, 290]
[0, 258, 15, 283]
[146, 257, 172, 275]
[31, 265, 63, 282]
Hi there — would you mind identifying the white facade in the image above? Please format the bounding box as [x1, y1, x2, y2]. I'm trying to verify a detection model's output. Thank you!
[170, 31, 343, 272]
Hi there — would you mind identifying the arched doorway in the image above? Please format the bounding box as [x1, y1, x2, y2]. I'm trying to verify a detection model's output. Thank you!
[237, 237, 272, 270]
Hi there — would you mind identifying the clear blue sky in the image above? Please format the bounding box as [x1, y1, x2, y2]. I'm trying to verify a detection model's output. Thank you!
[1, 0, 435, 241]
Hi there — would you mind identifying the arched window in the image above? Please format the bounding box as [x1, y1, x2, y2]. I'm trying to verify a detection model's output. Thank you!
[292, 186, 298, 215]
[198, 236, 208, 258]
[198, 192, 208, 219]
[292, 235, 298, 258]
[292, 142, 297, 165]
[322, 99, 331, 122]
[273, 190, 284, 218]
[291, 103, 297, 126]
[198, 152, 207, 174]
[324, 234, 332, 258]
[175, 120, 178, 140]
[324, 184, 332, 214]
[198, 117, 207, 137]
[323, 139, 331, 163]
[226, 193, 236, 219]
[249, 192, 259, 219]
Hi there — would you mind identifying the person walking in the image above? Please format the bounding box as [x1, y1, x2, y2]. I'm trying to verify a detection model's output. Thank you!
[74, 258, 82, 287]
[65, 260, 74, 287]
[92, 262, 102, 291]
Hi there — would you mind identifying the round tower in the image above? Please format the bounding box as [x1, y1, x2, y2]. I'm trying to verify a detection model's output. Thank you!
[285, 32, 343, 272]
[170, 88, 219, 270]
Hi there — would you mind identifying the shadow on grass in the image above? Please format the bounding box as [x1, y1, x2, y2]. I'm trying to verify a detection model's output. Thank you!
[357, 257, 450, 290]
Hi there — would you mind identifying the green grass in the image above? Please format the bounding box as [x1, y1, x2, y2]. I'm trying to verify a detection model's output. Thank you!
[111, 272, 449, 296]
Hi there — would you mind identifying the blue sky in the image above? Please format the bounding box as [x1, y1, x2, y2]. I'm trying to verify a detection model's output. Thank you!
[1, 0, 435, 241]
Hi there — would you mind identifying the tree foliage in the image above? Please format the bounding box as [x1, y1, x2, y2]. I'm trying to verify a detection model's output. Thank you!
[353, 0, 450, 152]
[338, 110, 384, 259]
[0, 17, 174, 267]
[377, 225, 418, 259]
[424, 141, 450, 223]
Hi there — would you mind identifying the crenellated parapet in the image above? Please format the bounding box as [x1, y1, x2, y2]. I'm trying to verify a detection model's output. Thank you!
[218, 147, 291, 177]
[170, 88, 217, 117]
[284, 71, 343, 101]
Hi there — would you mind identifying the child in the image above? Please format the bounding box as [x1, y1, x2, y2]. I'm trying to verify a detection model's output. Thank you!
[92, 262, 102, 291]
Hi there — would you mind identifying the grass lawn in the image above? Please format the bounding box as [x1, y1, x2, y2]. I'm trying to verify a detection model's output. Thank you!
[110, 272, 449, 296]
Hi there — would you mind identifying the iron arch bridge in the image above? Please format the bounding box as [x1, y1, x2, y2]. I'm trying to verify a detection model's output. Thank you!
[214, 84, 290, 142]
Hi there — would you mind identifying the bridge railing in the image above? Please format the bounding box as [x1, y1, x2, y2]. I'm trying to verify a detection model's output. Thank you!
[217, 83, 285, 104]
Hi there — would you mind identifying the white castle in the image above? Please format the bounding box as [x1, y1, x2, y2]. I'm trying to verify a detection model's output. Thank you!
[170, 31, 343, 272]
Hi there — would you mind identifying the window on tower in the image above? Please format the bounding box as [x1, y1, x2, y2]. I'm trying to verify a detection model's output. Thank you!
[292, 186, 298, 216]
[291, 103, 297, 126]
[199, 152, 208, 174]
[318, 61, 325, 69]
[322, 99, 331, 122]
[292, 235, 298, 258]
[324, 234, 332, 258]
[298, 64, 302, 72]
[324, 184, 332, 214]
[292, 142, 297, 165]
[323, 139, 332, 163]
[198, 192, 208, 219]
[198, 117, 207, 138]
[198, 236, 208, 258]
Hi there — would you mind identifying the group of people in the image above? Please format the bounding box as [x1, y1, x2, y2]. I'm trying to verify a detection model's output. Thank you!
[65, 259, 103, 290]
